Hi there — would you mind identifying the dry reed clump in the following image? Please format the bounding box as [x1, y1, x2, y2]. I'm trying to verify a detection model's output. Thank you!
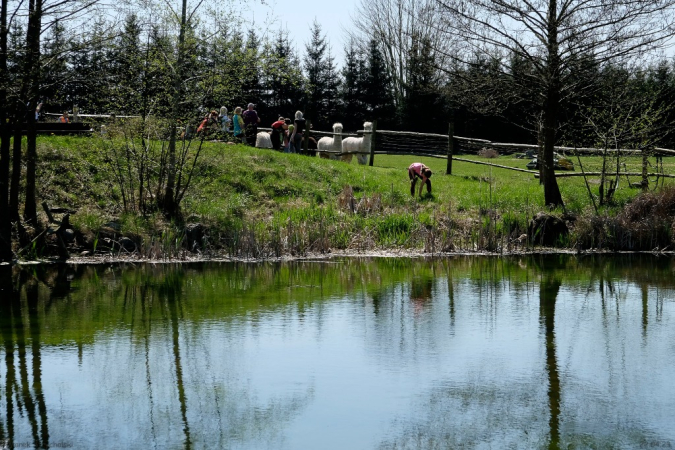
[338, 186, 356, 213]
[338, 185, 382, 215]
[614, 187, 675, 250]
[429, 215, 475, 252]
[572, 213, 612, 250]
[574, 186, 675, 251]
[478, 148, 500, 159]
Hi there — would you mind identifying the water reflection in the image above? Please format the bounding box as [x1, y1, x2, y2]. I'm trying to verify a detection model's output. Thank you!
[0, 256, 674, 449]
[539, 269, 561, 449]
[0, 269, 49, 449]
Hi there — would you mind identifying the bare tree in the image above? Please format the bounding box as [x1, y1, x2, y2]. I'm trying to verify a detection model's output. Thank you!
[350, 0, 454, 109]
[0, 0, 11, 261]
[436, 0, 675, 207]
[161, 0, 212, 218]
[0, 0, 104, 261]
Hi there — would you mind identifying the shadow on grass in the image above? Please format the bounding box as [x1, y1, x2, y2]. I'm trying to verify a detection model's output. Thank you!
[419, 193, 436, 202]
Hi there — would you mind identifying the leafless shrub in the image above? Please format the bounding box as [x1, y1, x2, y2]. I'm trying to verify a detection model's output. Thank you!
[356, 194, 382, 215]
[478, 148, 500, 159]
[573, 186, 675, 251]
[338, 186, 356, 213]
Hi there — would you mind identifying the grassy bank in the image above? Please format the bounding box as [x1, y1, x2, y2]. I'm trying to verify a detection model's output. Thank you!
[23, 134, 675, 259]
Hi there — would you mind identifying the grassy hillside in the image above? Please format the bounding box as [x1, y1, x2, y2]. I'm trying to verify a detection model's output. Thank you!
[27, 134, 675, 258]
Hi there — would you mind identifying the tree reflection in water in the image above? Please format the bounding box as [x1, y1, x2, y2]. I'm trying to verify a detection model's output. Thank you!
[1, 264, 315, 449]
[0, 268, 50, 449]
[539, 271, 562, 449]
[374, 256, 674, 449]
[1, 256, 674, 449]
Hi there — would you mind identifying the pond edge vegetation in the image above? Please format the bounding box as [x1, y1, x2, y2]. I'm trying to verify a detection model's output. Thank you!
[7, 133, 675, 264]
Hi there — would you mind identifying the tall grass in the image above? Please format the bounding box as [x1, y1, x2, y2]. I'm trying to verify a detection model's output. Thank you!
[30, 135, 675, 258]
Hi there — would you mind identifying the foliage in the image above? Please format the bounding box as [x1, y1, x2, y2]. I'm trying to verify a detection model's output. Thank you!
[19, 133, 673, 258]
[303, 21, 341, 130]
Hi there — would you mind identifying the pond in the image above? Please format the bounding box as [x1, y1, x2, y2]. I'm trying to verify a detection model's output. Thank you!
[1, 255, 674, 449]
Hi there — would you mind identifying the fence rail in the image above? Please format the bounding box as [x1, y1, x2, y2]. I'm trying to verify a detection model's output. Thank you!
[284, 123, 675, 188]
[295, 125, 675, 161]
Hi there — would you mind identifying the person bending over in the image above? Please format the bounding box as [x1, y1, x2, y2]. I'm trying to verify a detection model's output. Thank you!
[408, 162, 432, 197]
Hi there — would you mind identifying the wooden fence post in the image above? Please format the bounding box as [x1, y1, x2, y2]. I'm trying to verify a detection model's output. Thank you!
[537, 121, 545, 185]
[369, 120, 377, 166]
[446, 121, 454, 175]
[642, 146, 649, 191]
[304, 120, 311, 156]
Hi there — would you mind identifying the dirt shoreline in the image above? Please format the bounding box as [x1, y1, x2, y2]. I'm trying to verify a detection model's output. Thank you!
[7, 248, 675, 266]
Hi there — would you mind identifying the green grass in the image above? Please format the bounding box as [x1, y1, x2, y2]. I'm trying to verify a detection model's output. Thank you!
[28, 134, 675, 257]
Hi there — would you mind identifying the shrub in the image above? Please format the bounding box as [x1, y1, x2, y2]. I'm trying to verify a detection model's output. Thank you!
[478, 148, 500, 158]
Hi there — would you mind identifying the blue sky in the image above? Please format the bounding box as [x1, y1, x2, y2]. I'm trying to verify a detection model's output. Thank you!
[239, 0, 356, 65]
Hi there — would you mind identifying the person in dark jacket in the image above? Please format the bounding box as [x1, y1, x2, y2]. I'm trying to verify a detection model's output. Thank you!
[242, 103, 260, 146]
[290, 111, 306, 153]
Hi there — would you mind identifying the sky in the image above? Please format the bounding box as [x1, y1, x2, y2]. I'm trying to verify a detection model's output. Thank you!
[238, 0, 358, 66]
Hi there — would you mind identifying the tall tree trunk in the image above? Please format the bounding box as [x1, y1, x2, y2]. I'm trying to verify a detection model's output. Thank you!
[23, 0, 42, 226]
[0, 0, 12, 261]
[163, 0, 188, 218]
[542, 92, 564, 208]
[542, 0, 564, 208]
[10, 122, 22, 224]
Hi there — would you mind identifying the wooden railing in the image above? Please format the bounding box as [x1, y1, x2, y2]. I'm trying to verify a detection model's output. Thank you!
[259, 123, 675, 184]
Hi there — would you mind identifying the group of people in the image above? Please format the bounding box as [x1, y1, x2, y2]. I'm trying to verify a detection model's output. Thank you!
[269, 111, 307, 153]
[198, 103, 308, 153]
[196, 103, 261, 146]
[198, 102, 433, 197]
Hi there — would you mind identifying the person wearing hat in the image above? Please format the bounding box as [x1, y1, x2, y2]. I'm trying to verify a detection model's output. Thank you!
[242, 103, 260, 146]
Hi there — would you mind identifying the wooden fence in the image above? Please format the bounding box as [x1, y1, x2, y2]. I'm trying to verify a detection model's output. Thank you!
[281, 122, 675, 185]
[372, 129, 675, 182]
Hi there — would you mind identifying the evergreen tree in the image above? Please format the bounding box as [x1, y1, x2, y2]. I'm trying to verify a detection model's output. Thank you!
[66, 19, 113, 113]
[240, 28, 263, 116]
[40, 20, 69, 114]
[363, 38, 395, 128]
[109, 14, 144, 114]
[303, 20, 340, 129]
[225, 30, 247, 110]
[644, 61, 675, 148]
[303, 20, 327, 124]
[323, 45, 341, 128]
[6, 21, 24, 83]
[143, 26, 174, 117]
[202, 24, 240, 112]
[403, 35, 447, 133]
[340, 38, 365, 131]
[263, 29, 304, 120]
[179, 22, 206, 118]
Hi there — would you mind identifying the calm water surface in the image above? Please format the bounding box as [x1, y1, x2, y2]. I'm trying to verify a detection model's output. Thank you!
[1, 255, 674, 449]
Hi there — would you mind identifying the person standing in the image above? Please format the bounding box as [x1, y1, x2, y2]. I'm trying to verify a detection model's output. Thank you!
[284, 119, 293, 153]
[270, 116, 287, 151]
[233, 107, 245, 143]
[242, 103, 260, 146]
[290, 111, 306, 154]
[197, 110, 219, 136]
[59, 111, 70, 123]
[220, 106, 231, 133]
